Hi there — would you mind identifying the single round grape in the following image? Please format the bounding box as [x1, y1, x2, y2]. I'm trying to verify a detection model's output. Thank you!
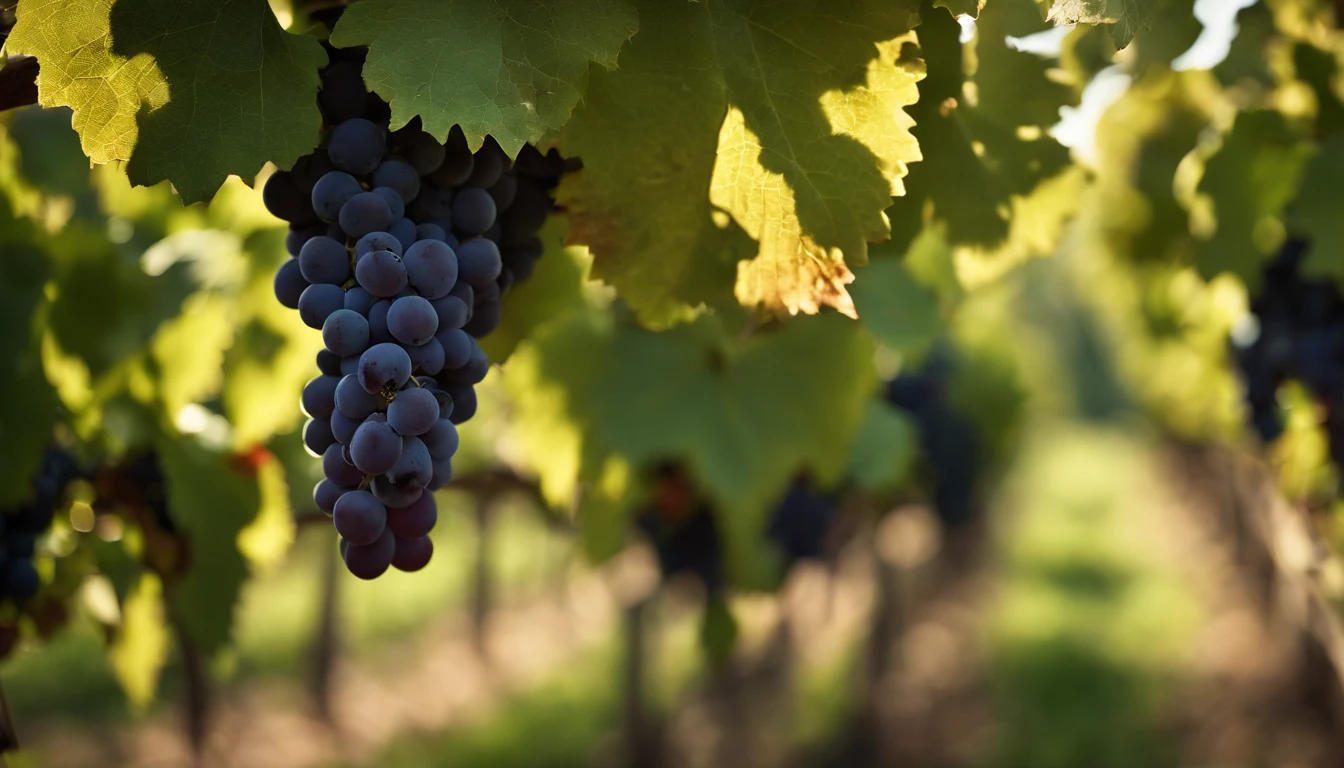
[387, 489, 438, 538]
[387, 387, 440, 436]
[456, 238, 502, 288]
[340, 192, 395, 240]
[274, 259, 309, 309]
[358, 342, 413, 394]
[336, 373, 381, 419]
[422, 418, 460, 460]
[437, 328, 474, 370]
[6, 559, 40, 599]
[328, 118, 386, 176]
[430, 125, 474, 186]
[372, 186, 406, 221]
[427, 454, 453, 490]
[373, 160, 420, 204]
[407, 336, 445, 375]
[356, 231, 404, 258]
[331, 409, 360, 445]
[404, 130, 446, 176]
[323, 443, 365, 487]
[403, 239, 459, 299]
[387, 296, 439, 346]
[452, 188, 497, 234]
[319, 60, 368, 123]
[390, 217, 418, 251]
[355, 250, 408, 297]
[415, 222, 447, 242]
[463, 300, 501, 338]
[322, 309, 371, 357]
[312, 170, 363, 223]
[292, 149, 335, 194]
[285, 227, 311, 257]
[304, 417, 336, 456]
[317, 349, 344, 377]
[350, 418, 403, 475]
[371, 475, 423, 508]
[314, 478, 348, 514]
[263, 170, 317, 224]
[298, 283, 347, 329]
[488, 173, 518, 211]
[430, 293, 470, 331]
[392, 536, 434, 573]
[410, 187, 453, 225]
[299, 236, 352, 285]
[333, 490, 388, 546]
[344, 286, 378, 316]
[368, 299, 394, 345]
[343, 527, 395, 580]
[445, 386, 477, 424]
[301, 375, 340, 419]
[385, 435, 432, 488]
[464, 139, 507, 189]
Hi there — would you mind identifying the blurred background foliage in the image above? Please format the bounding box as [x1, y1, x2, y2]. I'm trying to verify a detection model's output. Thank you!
[4, 0, 1344, 766]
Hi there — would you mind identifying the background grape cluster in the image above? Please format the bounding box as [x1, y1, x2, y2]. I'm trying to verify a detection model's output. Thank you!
[0, 449, 80, 602]
[1235, 238, 1344, 467]
[265, 46, 569, 579]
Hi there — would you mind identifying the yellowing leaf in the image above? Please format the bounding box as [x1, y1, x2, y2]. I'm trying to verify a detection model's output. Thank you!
[562, 0, 923, 321]
[110, 572, 169, 708]
[329, 0, 638, 155]
[1047, 0, 1155, 48]
[8, 0, 325, 202]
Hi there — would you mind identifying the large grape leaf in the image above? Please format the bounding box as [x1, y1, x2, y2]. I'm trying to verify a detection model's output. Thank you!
[157, 432, 260, 654]
[7, 0, 325, 203]
[0, 196, 58, 506]
[1193, 110, 1312, 290]
[1047, 0, 1154, 49]
[849, 257, 943, 357]
[329, 0, 638, 155]
[561, 0, 923, 322]
[887, 0, 1074, 252]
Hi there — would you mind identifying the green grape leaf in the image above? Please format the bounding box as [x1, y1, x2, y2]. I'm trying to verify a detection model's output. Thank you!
[1194, 110, 1312, 290]
[588, 315, 874, 586]
[329, 0, 638, 156]
[849, 257, 943, 356]
[0, 196, 58, 506]
[7, 0, 325, 203]
[158, 433, 260, 654]
[1293, 42, 1344, 138]
[1047, 0, 1154, 49]
[846, 400, 917, 493]
[479, 219, 588, 363]
[1295, 137, 1344, 281]
[109, 572, 169, 709]
[1215, 2, 1273, 88]
[561, 0, 923, 321]
[888, 0, 1073, 251]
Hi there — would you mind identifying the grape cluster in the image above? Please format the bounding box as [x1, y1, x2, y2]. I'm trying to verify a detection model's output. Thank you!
[883, 352, 982, 529]
[1234, 238, 1344, 465]
[265, 47, 568, 579]
[0, 449, 80, 602]
[637, 465, 837, 592]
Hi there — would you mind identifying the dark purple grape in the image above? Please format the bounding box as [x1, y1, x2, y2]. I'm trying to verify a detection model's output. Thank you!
[299, 236, 351, 285]
[340, 191, 395, 240]
[298, 284, 347, 329]
[356, 231, 404, 258]
[428, 454, 453, 490]
[350, 418, 403, 475]
[488, 173, 518, 211]
[440, 340, 489, 386]
[263, 170, 317, 225]
[403, 239, 459, 299]
[390, 217, 418, 250]
[368, 299, 394, 344]
[328, 118, 386, 176]
[452, 188, 497, 234]
[387, 296, 439, 346]
[371, 474, 423, 508]
[331, 409, 360, 445]
[416, 223, 447, 242]
[323, 443, 365, 487]
[373, 160, 420, 204]
[317, 349, 344, 377]
[274, 259, 309, 309]
[456, 238, 502, 289]
[430, 125, 474, 186]
[314, 478, 349, 514]
[358, 342, 413, 394]
[334, 489, 387, 546]
[422, 418, 460, 460]
[463, 300, 501, 338]
[407, 336, 445, 375]
[392, 536, 434, 572]
[372, 186, 406, 221]
[437, 328, 473, 370]
[464, 138, 506, 189]
[343, 527, 395, 580]
[301, 375, 339, 419]
[356, 250, 408, 297]
[322, 309, 371, 356]
[403, 130, 446, 176]
[319, 60, 369, 123]
[445, 386, 477, 424]
[336, 373, 381, 419]
[304, 418, 336, 456]
[388, 387, 440, 436]
[344, 286, 378, 316]
[430, 293, 470, 330]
